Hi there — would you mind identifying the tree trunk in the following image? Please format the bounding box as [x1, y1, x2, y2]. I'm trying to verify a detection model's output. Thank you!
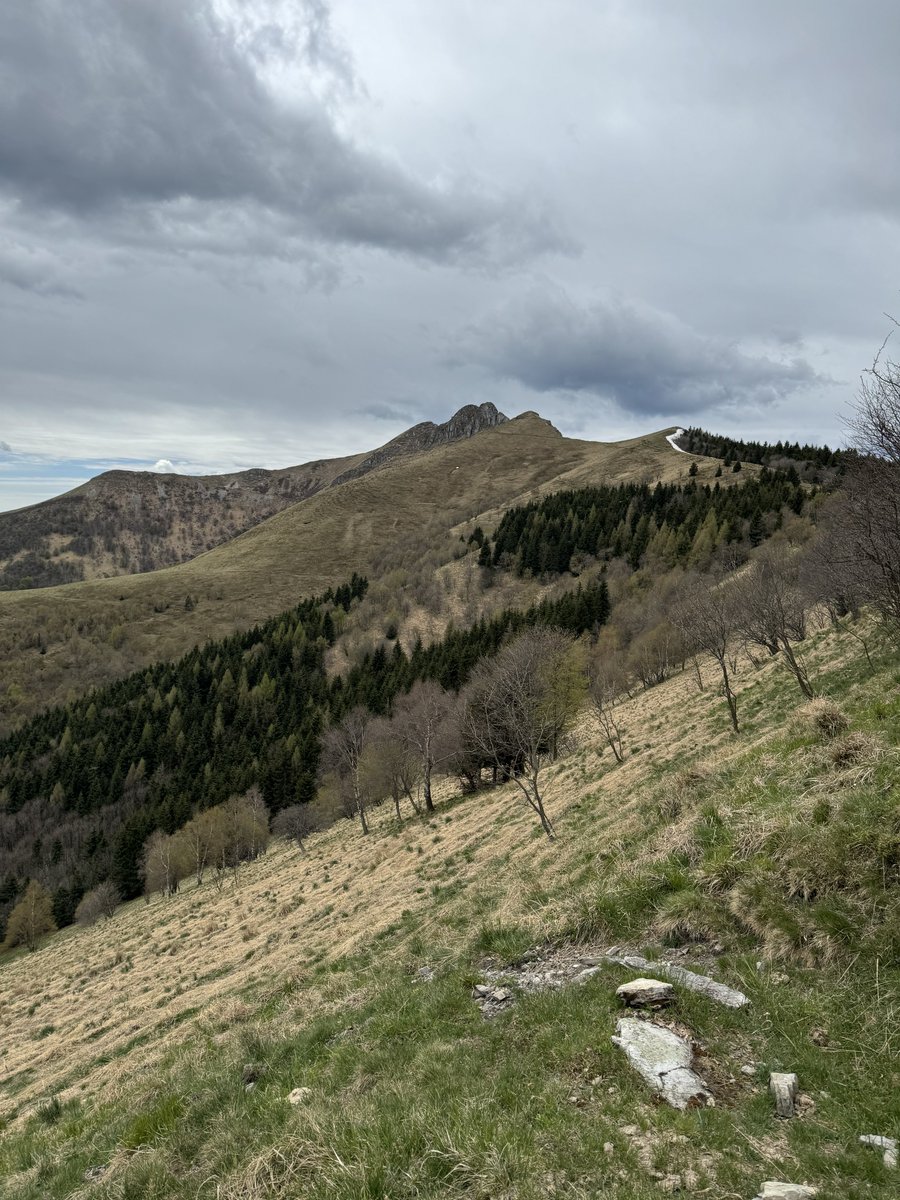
[718, 657, 739, 733]
[780, 637, 814, 699]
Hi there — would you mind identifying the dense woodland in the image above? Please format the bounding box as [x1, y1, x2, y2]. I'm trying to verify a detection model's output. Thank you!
[481, 472, 810, 576]
[675, 426, 850, 479]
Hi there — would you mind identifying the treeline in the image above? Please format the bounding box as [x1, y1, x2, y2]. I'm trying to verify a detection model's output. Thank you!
[675, 427, 851, 477]
[483, 473, 810, 576]
[0, 574, 609, 936]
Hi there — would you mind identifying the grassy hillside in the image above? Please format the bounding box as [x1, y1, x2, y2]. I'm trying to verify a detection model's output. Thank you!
[0, 419, 718, 728]
[1, 616, 896, 1199]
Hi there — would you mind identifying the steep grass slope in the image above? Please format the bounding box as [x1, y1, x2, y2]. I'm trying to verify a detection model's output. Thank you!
[0, 419, 714, 726]
[1, 618, 897, 1199]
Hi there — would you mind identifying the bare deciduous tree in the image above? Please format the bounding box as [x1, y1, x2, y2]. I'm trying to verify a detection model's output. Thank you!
[672, 573, 742, 732]
[392, 680, 453, 813]
[734, 543, 814, 699]
[364, 718, 423, 820]
[321, 707, 372, 834]
[587, 648, 629, 761]
[271, 804, 320, 851]
[74, 880, 121, 926]
[460, 628, 585, 840]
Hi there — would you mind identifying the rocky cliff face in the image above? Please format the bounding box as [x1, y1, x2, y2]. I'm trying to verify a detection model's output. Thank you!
[331, 403, 508, 485]
[0, 404, 509, 589]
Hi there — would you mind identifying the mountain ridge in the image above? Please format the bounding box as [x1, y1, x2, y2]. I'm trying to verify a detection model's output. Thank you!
[0, 402, 510, 591]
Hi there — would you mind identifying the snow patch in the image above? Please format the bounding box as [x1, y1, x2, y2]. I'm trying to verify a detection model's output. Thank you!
[666, 428, 689, 454]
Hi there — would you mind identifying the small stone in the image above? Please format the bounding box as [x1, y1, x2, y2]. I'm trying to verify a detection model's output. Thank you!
[859, 1134, 898, 1169]
[416, 966, 435, 982]
[741, 1064, 757, 1077]
[616, 978, 675, 1008]
[472, 984, 491, 998]
[576, 966, 601, 982]
[619, 1123, 640, 1136]
[769, 1072, 799, 1118]
[809, 1027, 828, 1046]
[244, 1082, 255, 1092]
[754, 1184, 818, 1200]
[607, 945, 621, 956]
[288, 1086, 312, 1105]
[603, 1141, 615, 1155]
[242, 1061, 266, 1085]
[491, 987, 511, 1002]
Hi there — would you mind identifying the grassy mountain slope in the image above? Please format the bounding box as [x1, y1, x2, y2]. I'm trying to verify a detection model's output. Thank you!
[0, 403, 508, 593]
[0, 419, 717, 727]
[1, 618, 896, 1199]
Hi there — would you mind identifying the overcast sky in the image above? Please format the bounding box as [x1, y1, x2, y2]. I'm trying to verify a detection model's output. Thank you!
[2, 0, 898, 510]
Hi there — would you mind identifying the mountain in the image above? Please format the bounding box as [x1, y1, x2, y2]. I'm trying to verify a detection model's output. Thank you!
[0, 403, 508, 591]
[0, 418, 709, 728]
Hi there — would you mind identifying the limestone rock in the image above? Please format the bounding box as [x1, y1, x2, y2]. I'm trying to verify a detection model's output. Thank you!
[616, 977, 675, 1008]
[754, 1184, 817, 1199]
[606, 953, 750, 1008]
[611, 1018, 713, 1109]
[288, 1086, 312, 1105]
[769, 1071, 799, 1118]
[859, 1134, 898, 1169]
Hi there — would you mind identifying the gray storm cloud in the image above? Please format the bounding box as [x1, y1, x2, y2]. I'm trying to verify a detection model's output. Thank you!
[0, 0, 567, 266]
[459, 289, 823, 417]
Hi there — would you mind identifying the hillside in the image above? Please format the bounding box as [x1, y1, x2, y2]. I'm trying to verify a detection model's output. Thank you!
[0, 403, 508, 592]
[0, 417, 716, 728]
[1, 615, 896, 1199]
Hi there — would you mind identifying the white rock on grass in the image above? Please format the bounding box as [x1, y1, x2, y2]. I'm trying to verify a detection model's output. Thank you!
[616, 978, 675, 1008]
[859, 1134, 898, 1169]
[611, 1018, 713, 1110]
[769, 1072, 799, 1118]
[606, 954, 750, 1008]
[754, 1184, 818, 1199]
[288, 1087, 312, 1105]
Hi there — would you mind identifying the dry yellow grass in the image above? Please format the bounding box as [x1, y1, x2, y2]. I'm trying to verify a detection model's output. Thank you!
[0, 611, 841, 1127]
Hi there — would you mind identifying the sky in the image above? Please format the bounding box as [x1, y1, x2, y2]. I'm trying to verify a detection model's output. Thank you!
[2, 0, 899, 511]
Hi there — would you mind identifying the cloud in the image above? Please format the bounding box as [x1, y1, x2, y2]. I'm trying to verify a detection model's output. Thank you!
[0, 236, 82, 297]
[0, 1, 568, 268]
[0, 440, 13, 454]
[151, 459, 179, 474]
[456, 286, 824, 418]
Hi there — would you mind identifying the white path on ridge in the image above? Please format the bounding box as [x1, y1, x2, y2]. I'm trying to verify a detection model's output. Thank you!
[665, 427, 689, 454]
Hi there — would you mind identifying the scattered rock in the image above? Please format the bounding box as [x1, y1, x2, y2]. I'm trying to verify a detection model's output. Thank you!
[242, 1062, 266, 1085]
[619, 1124, 640, 1136]
[741, 1064, 758, 1077]
[753, 1184, 817, 1199]
[859, 1134, 898, 1169]
[606, 953, 750, 1009]
[809, 1027, 828, 1046]
[244, 1082, 256, 1093]
[603, 1141, 615, 1155]
[616, 978, 675, 1009]
[769, 1072, 799, 1118]
[415, 965, 436, 982]
[83, 1166, 107, 1183]
[612, 1018, 713, 1109]
[471, 982, 515, 1018]
[288, 1086, 312, 1105]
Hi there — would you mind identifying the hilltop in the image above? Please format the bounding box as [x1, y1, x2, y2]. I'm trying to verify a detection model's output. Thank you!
[0, 415, 715, 727]
[0, 404, 509, 592]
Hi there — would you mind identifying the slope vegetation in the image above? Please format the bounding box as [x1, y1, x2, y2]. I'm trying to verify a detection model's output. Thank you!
[0, 418, 713, 726]
[0, 618, 896, 1199]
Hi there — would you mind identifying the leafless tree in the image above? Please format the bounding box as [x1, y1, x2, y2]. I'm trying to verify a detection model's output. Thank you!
[587, 649, 629, 761]
[321, 706, 372, 834]
[271, 804, 320, 851]
[392, 680, 453, 813]
[734, 542, 814, 699]
[74, 880, 121, 925]
[672, 573, 742, 732]
[460, 628, 585, 840]
[364, 717, 423, 820]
